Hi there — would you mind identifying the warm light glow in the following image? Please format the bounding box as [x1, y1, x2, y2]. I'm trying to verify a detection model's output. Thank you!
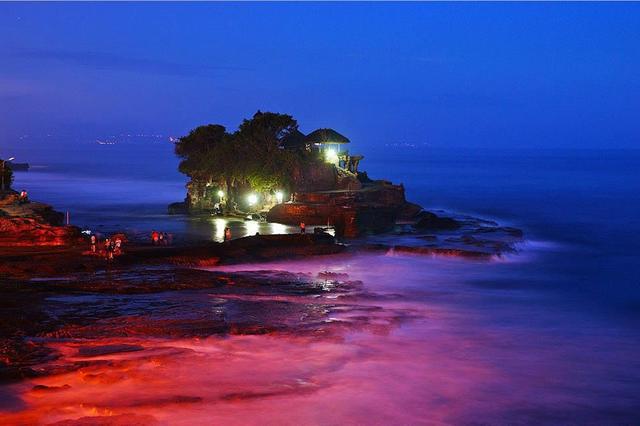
[245, 220, 260, 236]
[270, 222, 287, 234]
[325, 148, 338, 164]
[247, 193, 258, 206]
[213, 218, 227, 241]
[275, 191, 284, 204]
[217, 190, 225, 198]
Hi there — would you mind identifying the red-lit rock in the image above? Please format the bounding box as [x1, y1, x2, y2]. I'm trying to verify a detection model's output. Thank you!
[267, 181, 419, 237]
[0, 196, 82, 246]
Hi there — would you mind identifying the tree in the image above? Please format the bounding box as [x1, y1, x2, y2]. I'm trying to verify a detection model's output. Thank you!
[234, 111, 302, 193]
[175, 111, 321, 210]
[1, 159, 13, 191]
[175, 124, 230, 183]
[236, 111, 298, 153]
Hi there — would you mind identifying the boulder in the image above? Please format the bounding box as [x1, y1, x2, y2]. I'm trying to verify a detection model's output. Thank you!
[0, 197, 82, 246]
[398, 201, 423, 221]
[414, 211, 461, 230]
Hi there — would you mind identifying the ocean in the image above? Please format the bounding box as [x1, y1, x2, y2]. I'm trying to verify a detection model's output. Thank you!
[7, 142, 640, 424]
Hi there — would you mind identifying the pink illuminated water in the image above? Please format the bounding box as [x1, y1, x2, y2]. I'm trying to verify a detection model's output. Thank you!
[3, 147, 640, 423]
[2, 252, 639, 425]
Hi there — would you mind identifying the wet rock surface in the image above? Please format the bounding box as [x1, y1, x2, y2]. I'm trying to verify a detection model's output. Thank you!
[0, 233, 345, 280]
[414, 211, 461, 230]
[0, 195, 82, 247]
[0, 202, 525, 423]
[359, 211, 524, 259]
[0, 266, 412, 384]
[0, 211, 523, 383]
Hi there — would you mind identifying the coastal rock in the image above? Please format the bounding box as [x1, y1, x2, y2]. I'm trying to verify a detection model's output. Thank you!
[168, 201, 189, 215]
[268, 181, 417, 237]
[211, 233, 345, 263]
[393, 245, 491, 259]
[398, 201, 424, 221]
[49, 414, 158, 426]
[414, 211, 461, 230]
[296, 161, 340, 192]
[0, 197, 82, 246]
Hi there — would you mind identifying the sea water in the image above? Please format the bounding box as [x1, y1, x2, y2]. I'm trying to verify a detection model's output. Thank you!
[5, 142, 640, 424]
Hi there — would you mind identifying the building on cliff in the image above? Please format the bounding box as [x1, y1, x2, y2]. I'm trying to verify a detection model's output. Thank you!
[171, 121, 372, 217]
[280, 128, 364, 174]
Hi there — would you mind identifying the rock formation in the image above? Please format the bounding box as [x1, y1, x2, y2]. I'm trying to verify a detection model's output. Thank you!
[267, 180, 418, 237]
[0, 192, 81, 246]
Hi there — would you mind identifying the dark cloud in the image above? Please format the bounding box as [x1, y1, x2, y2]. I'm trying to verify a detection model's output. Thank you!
[12, 48, 249, 77]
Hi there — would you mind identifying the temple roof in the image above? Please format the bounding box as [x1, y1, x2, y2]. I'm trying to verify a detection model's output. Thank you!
[305, 128, 350, 145]
[279, 129, 307, 149]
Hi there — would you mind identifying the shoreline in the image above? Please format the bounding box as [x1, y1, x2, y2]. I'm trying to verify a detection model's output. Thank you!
[0, 194, 524, 384]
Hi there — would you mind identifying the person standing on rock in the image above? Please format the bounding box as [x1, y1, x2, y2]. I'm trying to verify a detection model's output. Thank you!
[224, 227, 232, 242]
[300, 222, 306, 234]
[90, 234, 97, 253]
[114, 237, 123, 255]
[151, 230, 159, 245]
[106, 240, 115, 261]
[103, 238, 111, 258]
[18, 190, 29, 204]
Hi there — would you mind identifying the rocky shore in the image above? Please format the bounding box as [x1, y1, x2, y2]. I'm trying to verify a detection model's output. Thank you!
[0, 192, 81, 247]
[0, 192, 523, 388]
[267, 181, 422, 237]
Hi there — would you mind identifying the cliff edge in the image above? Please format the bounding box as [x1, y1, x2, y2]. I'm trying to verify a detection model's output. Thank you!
[0, 192, 82, 246]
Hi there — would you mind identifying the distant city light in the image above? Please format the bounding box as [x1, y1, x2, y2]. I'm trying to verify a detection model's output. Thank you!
[247, 193, 258, 206]
[275, 191, 284, 204]
[325, 148, 338, 164]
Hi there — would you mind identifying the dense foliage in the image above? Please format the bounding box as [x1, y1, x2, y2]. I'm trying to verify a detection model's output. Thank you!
[175, 111, 321, 206]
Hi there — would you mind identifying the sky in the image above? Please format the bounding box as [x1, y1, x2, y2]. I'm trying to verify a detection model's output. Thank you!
[1, 2, 639, 153]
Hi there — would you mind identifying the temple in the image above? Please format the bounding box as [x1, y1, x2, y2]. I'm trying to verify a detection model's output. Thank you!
[280, 127, 365, 173]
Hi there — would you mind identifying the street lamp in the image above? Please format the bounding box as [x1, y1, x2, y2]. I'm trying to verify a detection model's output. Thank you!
[217, 190, 225, 199]
[247, 193, 258, 206]
[1, 157, 15, 191]
[275, 191, 284, 204]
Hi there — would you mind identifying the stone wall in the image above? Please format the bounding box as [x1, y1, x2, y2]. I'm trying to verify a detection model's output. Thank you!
[267, 181, 417, 238]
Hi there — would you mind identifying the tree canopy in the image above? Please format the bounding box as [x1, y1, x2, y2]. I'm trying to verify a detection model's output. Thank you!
[174, 111, 320, 205]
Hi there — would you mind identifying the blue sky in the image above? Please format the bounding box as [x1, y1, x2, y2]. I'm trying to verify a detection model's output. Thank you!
[1, 2, 639, 150]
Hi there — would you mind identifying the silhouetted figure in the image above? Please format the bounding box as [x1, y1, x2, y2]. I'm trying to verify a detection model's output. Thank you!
[151, 230, 159, 245]
[114, 237, 123, 255]
[18, 190, 29, 204]
[300, 222, 306, 234]
[224, 227, 232, 242]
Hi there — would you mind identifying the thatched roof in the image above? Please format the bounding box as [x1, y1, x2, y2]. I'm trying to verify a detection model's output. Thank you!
[305, 128, 350, 145]
[279, 129, 307, 149]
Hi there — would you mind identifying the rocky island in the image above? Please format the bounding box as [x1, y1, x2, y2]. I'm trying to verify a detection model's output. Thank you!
[169, 111, 425, 237]
[1, 124, 523, 420]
